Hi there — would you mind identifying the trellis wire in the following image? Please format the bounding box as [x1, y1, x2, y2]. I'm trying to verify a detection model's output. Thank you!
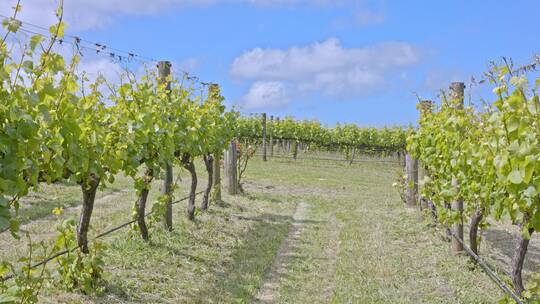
[450, 231, 523, 304]
[243, 136, 401, 154]
[0, 14, 215, 90]
[253, 153, 400, 164]
[1, 190, 204, 282]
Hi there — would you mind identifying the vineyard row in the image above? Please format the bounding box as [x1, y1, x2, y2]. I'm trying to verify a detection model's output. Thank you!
[0, 11, 405, 301]
[406, 67, 540, 302]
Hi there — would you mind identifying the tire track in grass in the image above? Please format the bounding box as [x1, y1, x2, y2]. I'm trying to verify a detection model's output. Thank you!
[254, 201, 307, 303]
[322, 215, 343, 301]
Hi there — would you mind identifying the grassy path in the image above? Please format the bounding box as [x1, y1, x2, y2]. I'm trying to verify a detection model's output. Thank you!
[254, 201, 308, 303]
[2, 158, 503, 303]
[246, 158, 502, 303]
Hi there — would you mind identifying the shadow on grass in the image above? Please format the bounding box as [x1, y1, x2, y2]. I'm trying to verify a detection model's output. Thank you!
[12, 187, 126, 228]
[189, 212, 293, 303]
[483, 227, 540, 275]
[19, 198, 80, 225]
[233, 213, 322, 226]
[84, 206, 299, 303]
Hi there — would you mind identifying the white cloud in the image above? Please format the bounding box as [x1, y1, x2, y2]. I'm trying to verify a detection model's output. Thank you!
[355, 10, 385, 27]
[242, 81, 289, 109]
[0, 0, 361, 31]
[231, 38, 421, 108]
[77, 57, 126, 83]
[331, 9, 385, 29]
[231, 38, 419, 81]
[1, 0, 218, 30]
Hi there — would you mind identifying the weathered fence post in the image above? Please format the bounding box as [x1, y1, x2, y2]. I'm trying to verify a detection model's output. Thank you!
[405, 153, 418, 207]
[212, 152, 222, 202]
[287, 140, 291, 154]
[275, 117, 280, 154]
[202, 84, 220, 206]
[399, 151, 406, 167]
[270, 115, 274, 157]
[418, 100, 433, 211]
[210, 84, 223, 204]
[418, 161, 427, 210]
[224, 141, 238, 195]
[262, 113, 267, 161]
[450, 82, 465, 254]
[158, 61, 173, 231]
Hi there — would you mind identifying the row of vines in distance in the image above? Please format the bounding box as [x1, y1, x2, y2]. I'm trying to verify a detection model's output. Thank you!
[236, 115, 408, 156]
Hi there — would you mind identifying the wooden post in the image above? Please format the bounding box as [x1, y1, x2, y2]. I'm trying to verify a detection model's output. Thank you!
[212, 152, 222, 202]
[405, 153, 418, 207]
[276, 117, 281, 154]
[418, 161, 427, 210]
[208, 84, 222, 204]
[224, 141, 238, 195]
[293, 141, 299, 160]
[270, 115, 274, 157]
[262, 113, 267, 161]
[158, 61, 173, 231]
[418, 100, 433, 211]
[450, 82, 465, 254]
[349, 147, 356, 165]
[224, 146, 230, 191]
[287, 140, 291, 154]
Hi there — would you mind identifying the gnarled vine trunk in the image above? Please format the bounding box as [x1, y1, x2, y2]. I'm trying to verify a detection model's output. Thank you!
[211, 152, 221, 204]
[419, 197, 427, 211]
[444, 202, 451, 241]
[469, 207, 483, 256]
[77, 175, 100, 254]
[161, 162, 173, 231]
[512, 226, 534, 295]
[182, 154, 198, 221]
[136, 169, 153, 241]
[202, 154, 213, 211]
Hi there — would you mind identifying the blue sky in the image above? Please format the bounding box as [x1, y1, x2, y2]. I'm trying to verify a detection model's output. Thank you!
[2, 0, 540, 126]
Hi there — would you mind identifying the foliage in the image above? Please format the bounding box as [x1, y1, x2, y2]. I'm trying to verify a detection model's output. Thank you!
[392, 171, 408, 204]
[0, 233, 49, 304]
[519, 271, 540, 303]
[51, 208, 105, 294]
[0, 3, 238, 292]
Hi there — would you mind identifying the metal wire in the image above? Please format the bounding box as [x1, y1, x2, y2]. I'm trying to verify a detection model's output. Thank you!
[253, 153, 400, 164]
[1, 190, 204, 281]
[244, 136, 401, 153]
[450, 231, 524, 304]
[0, 15, 214, 86]
[0, 13, 156, 63]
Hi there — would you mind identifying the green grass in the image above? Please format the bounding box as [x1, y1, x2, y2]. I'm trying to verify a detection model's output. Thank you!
[247, 157, 503, 303]
[1, 156, 503, 303]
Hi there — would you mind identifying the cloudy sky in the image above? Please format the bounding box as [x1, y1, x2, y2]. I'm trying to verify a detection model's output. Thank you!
[1, 0, 539, 126]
